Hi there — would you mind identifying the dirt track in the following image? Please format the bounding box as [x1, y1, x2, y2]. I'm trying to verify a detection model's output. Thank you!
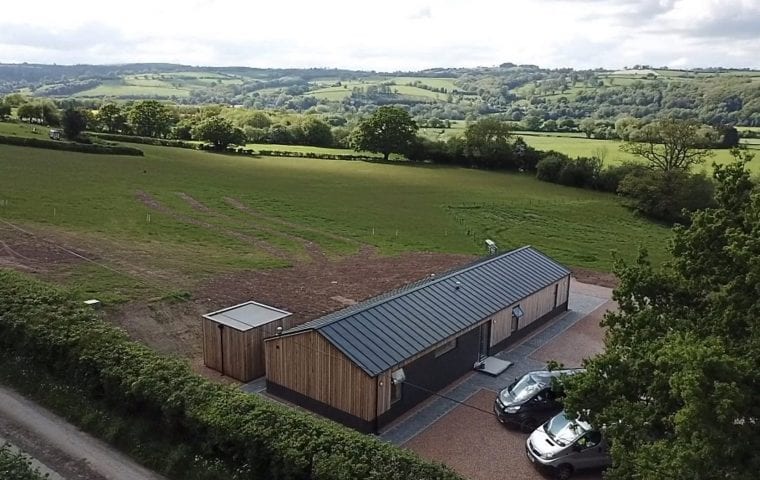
[0, 385, 164, 480]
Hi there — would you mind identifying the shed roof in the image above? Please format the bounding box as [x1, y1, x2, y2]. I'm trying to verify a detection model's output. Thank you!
[203, 301, 292, 331]
[283, 246, 570, 376]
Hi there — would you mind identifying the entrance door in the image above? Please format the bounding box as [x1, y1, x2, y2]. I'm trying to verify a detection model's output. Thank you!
[478, 322, 491, 361]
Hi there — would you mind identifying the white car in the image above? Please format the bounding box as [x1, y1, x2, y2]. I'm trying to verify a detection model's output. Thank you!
[525, 411, 611, 479]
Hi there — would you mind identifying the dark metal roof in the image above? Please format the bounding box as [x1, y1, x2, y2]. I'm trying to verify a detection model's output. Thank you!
[284, 246, 570, 376]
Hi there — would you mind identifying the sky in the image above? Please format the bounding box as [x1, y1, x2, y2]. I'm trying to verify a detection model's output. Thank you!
[1, 0, 758, 71]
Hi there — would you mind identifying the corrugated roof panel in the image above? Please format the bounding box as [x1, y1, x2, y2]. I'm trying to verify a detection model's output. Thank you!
[285, 246, 570, 376]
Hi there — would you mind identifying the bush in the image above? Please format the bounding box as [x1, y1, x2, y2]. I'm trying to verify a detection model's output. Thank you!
[536, 153, 569, 183]
[0, 444, 47, 480]
[0, 134, 143, 156]
[617, 170, 715, 223]
[557, 156, 602, 189]
[0, 271, 460, 480]
[596, 162, 647, 193]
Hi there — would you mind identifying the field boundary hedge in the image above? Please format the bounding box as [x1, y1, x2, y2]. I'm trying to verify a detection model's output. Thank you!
[0, 444, 48, 480]
[89, 133, 198, 150]
[0, 270, 460, 480]
[0, 134, 144, 156]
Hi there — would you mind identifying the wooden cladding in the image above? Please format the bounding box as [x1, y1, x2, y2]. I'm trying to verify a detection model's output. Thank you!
[203, 316, 299, 382]
[489, 276, 570, 348]
[265, 331, 378, 421]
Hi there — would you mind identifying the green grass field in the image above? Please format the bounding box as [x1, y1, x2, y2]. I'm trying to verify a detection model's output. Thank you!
[74, 79, 191, 98]
[0, 141, 672, 300]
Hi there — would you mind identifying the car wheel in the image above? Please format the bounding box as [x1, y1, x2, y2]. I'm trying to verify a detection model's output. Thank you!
[520, 417, 538, 433]
[556, 464, 573, 480]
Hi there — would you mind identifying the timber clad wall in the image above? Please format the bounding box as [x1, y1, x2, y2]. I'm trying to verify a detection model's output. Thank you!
[204, 315, 298, 382]
[489, 276, 570, 348]
[265, 331, 378, 421]
[202, 317, 254, 382]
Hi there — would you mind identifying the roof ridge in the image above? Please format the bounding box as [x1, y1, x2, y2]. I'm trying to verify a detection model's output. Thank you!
[282, 245, 535, 335]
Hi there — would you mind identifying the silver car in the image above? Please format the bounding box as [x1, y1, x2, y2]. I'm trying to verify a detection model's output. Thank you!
[525, 411, 611, 479]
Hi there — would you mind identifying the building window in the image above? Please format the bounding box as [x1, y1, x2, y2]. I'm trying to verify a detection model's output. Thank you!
[511, 305, 524, 333]
[391, 381, 402, 404]
[554, 283, 559, 308]
[434, 338, 457, 357]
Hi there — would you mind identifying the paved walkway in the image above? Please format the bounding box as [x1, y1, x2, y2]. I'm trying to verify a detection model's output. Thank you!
[380, 279, 611, 445]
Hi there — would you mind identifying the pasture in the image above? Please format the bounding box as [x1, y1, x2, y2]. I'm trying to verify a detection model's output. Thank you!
[0, 141, 671, 304]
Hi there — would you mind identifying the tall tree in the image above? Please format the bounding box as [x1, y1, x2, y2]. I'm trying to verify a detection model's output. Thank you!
[128, 100, 175, 138]
[351, 106, 418, 160]
[563, 156, 760, 479]
[61, 108, 87, 140]
[97, 103, 127, 133]
[464, 117, 513, 168]
[192, 116, 245, 150]
[621, 118, 714, 172]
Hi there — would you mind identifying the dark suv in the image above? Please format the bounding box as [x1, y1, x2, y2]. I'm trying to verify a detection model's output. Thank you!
[493, 369, 583, 432]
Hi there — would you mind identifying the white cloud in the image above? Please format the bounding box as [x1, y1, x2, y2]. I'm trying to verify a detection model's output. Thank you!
[0, 0, 757, 69]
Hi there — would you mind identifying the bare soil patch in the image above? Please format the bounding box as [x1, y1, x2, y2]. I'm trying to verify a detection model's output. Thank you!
[0, 223, 86, 273]
[571, 267, 618, 289]
[110, 249, 474, 371]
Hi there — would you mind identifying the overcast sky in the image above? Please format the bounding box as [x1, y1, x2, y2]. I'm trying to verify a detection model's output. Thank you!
[1, 0, 758, 71]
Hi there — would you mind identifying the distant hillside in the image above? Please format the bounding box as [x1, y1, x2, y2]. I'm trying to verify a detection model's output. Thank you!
[1, 63, 758, 126]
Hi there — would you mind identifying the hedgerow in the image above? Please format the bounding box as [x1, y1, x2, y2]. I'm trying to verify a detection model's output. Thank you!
[89, 133, 198, 150]
[0, 134, 144, 156]
[0, 444, 48, 480]
[0, 270, 460, 480]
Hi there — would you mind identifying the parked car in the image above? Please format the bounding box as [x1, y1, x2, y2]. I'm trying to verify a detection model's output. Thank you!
[526, 411, 611, 479]
[494, 368, 583, 432]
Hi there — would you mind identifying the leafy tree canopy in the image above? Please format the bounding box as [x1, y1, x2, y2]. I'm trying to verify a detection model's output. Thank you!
[351, 106, 418, 160]
[621, 118, 715, 172]
[563, 155, 760, 480]
[61, 108, 87, 140]
[191, 115, 245, 150]
[128, 100, 176, 138]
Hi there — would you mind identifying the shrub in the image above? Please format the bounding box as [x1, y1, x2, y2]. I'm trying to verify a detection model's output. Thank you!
[617, 170, 715, 223]
[557, 156, 602, 189]
[536, 153, 569, 183]
[0, 444, 47, 480]
[0, 271, 460, 480]
[0, 134, 143, 156]
[596, 162, 648, 193]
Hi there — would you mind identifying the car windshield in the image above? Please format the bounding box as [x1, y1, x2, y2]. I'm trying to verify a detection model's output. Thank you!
[544, 412, 587, 447]
[505, 374, 545, 403]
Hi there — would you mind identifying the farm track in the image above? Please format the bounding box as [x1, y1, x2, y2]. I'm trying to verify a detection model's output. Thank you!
[224, 196, 368, 248]
[135, 190, 291, 261]
[176, 192, 329, 263]
[0, 385, 164, 480]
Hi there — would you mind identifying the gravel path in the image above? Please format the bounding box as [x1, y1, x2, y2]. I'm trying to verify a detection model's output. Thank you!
[0, 385, 165, 480]
[405, 389, 601, 480]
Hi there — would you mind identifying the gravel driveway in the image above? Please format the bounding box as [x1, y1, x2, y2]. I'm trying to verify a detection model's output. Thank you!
[405, 389, 602, 480]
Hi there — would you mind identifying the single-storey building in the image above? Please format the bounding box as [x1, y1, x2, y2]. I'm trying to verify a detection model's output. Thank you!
[264, 246, 571, 432]
[202, 301, 292, 382]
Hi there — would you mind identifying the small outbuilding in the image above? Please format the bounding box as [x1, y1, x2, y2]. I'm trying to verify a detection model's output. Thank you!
[203, 301, 292, 382]
[264, 246, 571, 432]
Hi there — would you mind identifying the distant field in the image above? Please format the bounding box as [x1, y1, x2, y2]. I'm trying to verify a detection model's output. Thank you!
[74, 78, 190, 98]
[517, 134, 760, 171]
[0, 141, 672, 301]
[390, 77, 458, 91]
